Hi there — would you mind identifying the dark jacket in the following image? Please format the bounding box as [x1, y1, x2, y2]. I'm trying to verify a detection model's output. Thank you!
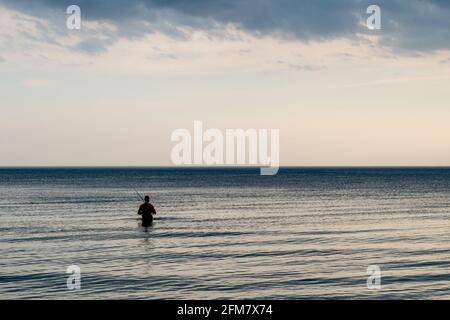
[138, 202, 156, 227]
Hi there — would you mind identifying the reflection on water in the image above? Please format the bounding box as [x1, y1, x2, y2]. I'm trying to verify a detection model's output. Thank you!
[0, 167, 449, 299]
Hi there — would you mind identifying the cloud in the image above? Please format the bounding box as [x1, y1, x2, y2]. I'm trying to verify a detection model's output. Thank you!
[377, 0, 450, 52]
[1, 0, 450, 54]
[74, 36, 115, 55]
[277, 59, 323, 71]
[288, 64, 323, 72]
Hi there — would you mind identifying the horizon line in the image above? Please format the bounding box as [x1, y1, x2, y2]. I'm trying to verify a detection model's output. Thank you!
[1, 165, 450, 169]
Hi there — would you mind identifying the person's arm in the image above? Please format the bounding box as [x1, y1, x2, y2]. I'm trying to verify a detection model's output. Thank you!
[138, 204, 143, 215]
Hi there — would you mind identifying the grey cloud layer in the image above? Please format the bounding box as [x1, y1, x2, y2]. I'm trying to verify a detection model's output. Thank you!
[1, 0, 450, 54]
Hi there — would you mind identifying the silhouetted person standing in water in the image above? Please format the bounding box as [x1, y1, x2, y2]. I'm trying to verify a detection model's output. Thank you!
[138, 196, 156, 227]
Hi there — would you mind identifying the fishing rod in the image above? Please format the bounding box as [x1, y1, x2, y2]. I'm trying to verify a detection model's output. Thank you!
[133, 188, 144, 221]
[133, 187, 144, 202]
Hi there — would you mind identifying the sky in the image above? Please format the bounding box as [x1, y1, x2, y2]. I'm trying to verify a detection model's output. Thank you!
[0, 0, 449, 166]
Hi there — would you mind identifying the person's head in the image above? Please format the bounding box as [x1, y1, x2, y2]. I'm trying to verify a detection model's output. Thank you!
[144, 195, 150, 203]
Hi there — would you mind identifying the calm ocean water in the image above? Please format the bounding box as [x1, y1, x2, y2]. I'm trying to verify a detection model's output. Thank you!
[0, 167, 449, 299]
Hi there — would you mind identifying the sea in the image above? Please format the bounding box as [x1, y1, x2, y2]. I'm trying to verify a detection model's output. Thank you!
[0, 167, 449, 299]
